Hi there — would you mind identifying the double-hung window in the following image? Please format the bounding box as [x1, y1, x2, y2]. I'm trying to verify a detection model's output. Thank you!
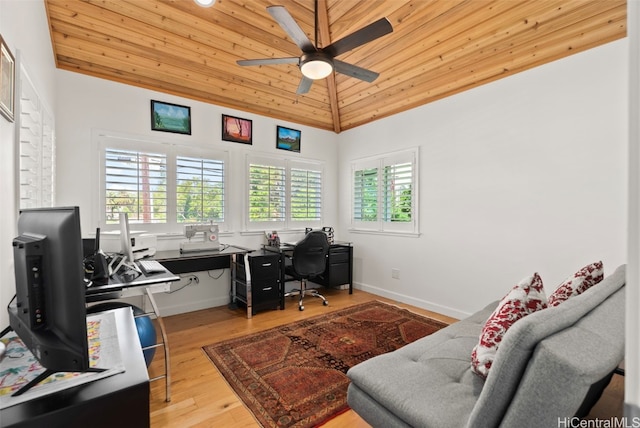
[246, 154, 323, 231]
[99, 133, 227, 233]
[351, 147, 419, 235]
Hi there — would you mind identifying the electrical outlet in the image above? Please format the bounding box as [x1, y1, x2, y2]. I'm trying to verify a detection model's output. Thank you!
[391, 268, 400, 279]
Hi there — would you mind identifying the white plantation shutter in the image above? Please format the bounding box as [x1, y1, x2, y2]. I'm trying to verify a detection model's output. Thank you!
[104, 148, 167, 224]
[353, 167, 378, 222]
[246, 155, 324, 230]
[290, 167, 322, 221]
[99, 132, 228, 233]
[382, 161, 413, 222]
[17, 62, 55, 209]
[351, 148, 419, 235]
[176, 156, 225, 223]
[248, 163, 286, 223]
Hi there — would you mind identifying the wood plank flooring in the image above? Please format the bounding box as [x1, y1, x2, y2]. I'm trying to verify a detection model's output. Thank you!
[147, 288, 623, 427]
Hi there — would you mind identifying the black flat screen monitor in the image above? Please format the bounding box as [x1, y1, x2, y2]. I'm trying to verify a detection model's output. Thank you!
[7, 206, 99, 396]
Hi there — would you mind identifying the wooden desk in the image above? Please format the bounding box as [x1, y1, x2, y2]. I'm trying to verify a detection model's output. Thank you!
[0, 307, 150, 428]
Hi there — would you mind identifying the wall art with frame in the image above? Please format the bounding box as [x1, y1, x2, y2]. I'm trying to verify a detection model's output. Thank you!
[276, 126, 301, 152]
[0, 34, 15, 122]
[222, 114, 252, 144]
[151, 100, 191, 135]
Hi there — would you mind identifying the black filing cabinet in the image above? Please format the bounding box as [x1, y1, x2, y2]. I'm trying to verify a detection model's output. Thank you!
[233, 251, 281, 316]
[311, 243, 353, 293]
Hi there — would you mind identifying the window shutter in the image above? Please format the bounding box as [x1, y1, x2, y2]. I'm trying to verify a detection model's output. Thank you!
[176, 156, 225, 223]
[17, 63, 55, 209]
[105, 148, 167, 224]
[290, 167, 322, 221]
[351, 148, 419, 235]
[353, 167, 378, 222]
[383, 161, 413, 222]
[248, 163, 286, 222]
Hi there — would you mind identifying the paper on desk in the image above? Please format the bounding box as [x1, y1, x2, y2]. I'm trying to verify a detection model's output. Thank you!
[0, 310, 125, 410]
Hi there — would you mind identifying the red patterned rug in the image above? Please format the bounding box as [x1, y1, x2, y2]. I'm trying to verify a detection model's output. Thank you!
[202, 301, 448, 428]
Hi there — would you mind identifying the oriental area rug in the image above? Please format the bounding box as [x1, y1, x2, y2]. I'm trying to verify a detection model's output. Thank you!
[202, 301, 449, 428]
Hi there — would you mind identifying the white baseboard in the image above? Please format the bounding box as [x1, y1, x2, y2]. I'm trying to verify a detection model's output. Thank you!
[156, 296, 230, 317]
[355, 282, 472, 320]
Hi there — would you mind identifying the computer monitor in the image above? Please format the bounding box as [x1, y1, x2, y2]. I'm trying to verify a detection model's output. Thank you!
[119, 212, 134, 262]
[109, 212, 140, 275]
[7, 206, 102, 396]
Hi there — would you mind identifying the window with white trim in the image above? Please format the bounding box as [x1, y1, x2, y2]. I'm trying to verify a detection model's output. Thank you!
[351, 148, 419, 234]
[246, 155, 323, 230]
[99, 133, 227, 233]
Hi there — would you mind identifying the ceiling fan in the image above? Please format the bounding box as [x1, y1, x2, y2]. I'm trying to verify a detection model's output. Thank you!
[237, 5, 393, 94]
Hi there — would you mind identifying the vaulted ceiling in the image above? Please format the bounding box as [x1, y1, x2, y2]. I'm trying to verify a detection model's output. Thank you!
[45, 0, 626, 133]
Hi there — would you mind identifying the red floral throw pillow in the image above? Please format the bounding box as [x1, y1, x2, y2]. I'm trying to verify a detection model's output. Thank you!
[471, 273, 547, 378]
[547, 261, 604, 307]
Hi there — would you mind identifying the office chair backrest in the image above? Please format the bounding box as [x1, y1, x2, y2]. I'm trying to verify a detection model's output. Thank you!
[292, 231, 330, 277]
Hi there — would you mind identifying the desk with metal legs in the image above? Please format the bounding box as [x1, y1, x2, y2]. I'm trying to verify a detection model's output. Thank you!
[85, 269, 179, 402]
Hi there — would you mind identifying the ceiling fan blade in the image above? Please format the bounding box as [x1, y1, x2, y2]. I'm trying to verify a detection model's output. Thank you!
[237, 57, 299, 66]
[333, 59, 379, 83]
[323, 17, 393, 58]
[267, 5, 315, 52]
[296, 76, 313, 94]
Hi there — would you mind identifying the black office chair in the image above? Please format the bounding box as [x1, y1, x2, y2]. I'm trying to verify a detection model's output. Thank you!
[284, 231, 330, 311]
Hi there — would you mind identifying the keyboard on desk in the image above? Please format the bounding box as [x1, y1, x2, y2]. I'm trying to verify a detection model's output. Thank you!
[137, 259, 166, 275]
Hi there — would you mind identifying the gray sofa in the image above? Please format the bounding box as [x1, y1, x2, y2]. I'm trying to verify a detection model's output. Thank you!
[347, 264, 626, 428]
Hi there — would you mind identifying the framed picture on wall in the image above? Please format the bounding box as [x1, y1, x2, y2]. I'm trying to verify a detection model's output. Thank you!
[0, 34, 15, 122]
[151, 100, 191, 135]
[276, 126, 301, 152]
[222, 114, 252, 144]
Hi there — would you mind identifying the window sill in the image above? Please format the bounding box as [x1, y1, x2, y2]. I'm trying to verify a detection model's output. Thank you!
[347, 228, 421, 238]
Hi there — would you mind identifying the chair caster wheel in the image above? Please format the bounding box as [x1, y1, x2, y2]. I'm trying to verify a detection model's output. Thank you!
[323, 301, 329, 306]
[299, 305, 305, 311]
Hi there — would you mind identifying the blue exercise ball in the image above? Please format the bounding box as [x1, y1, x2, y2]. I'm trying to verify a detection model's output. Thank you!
[87, 302, 157, 367]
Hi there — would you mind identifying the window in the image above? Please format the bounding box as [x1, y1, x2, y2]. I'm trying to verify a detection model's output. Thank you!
[176, 156, 224, 223]
[246, 155, 323, 230]
[290, 168, 322, 221]
[248, 163, 285, 222]
[351, 148, 419, 235]
[99, 133, 227, 232]
[105, 148, 167, 223]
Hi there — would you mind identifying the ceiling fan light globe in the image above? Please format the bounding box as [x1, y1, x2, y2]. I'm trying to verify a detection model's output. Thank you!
[300, 59, 333, 80]
[194, 0, 216, 7]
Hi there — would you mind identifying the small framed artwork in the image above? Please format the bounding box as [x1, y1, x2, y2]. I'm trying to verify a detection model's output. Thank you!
[0, 34, 15, 122]
[151, 100, 191, 135]
[222, 114, 252, 144]
[276, 126, 301, 152]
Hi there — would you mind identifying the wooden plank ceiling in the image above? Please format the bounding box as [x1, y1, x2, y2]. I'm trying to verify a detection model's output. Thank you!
[45, 0, 626, 133]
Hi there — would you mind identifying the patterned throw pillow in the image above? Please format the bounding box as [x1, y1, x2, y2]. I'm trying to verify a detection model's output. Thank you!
[471, 273, 547, 378]
[547, 261, 604, 307]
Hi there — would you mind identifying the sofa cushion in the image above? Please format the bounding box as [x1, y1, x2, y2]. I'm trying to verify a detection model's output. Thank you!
[547, 261, 604, 306]
[470, 273, 547, 378]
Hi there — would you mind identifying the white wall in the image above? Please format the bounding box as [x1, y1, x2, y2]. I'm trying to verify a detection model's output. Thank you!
[54, 70, 339, 314]
[0, 0, 57, 328]
[338, 39, 628, 319]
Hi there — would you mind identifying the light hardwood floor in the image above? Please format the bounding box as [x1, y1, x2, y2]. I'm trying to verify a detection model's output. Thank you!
[147, 288, 623, 427]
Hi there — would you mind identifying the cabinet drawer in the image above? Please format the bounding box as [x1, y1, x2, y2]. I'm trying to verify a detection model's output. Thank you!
[252, 279, 280, 301]
[249, 256, 280, 279]
[329, 249, 350, 263]
[327, 263, 349, 286]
